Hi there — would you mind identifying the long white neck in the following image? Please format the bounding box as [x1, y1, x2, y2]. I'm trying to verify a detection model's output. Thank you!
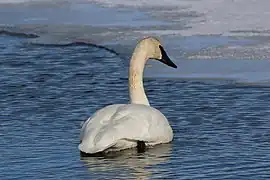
[128, 45, 150, 106]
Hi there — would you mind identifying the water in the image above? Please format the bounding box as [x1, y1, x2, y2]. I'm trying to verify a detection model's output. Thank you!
[1, 0, 270, 179]
[1, 35, 270, 179]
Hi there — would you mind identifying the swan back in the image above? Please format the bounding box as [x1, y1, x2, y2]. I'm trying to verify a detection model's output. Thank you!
[79, 104, 173, 154]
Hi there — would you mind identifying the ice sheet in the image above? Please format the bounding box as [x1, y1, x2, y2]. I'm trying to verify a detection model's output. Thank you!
[85, 0, 270, 36]
[2, 0, 270, 36]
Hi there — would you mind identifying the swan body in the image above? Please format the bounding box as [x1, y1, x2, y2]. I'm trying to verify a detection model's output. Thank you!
[79, 37, 177, 154]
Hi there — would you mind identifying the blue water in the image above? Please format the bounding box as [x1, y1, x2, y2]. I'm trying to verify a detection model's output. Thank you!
[1, 35, 270, 180]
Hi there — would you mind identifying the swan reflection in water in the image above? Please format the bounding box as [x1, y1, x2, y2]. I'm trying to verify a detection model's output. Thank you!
[80, 143, 172, 179]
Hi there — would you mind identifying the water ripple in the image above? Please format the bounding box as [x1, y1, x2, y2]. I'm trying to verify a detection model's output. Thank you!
[1, 36, 270, 180]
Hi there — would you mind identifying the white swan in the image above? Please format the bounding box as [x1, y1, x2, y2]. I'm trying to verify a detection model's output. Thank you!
[79, 37, 177, 155]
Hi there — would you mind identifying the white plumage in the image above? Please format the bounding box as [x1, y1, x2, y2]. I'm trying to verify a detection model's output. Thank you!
[79, 37, 177, 154]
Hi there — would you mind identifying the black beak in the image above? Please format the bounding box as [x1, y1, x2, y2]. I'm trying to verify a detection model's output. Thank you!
[158, 45, 177, 68]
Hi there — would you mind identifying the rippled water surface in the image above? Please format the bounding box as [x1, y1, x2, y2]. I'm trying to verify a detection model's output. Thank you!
[1, 36, 270, 180]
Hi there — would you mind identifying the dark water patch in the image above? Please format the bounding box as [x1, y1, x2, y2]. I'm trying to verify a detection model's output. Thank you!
[0, 29, 122, 58]
[29, 41, 121, 57]
[0, 30, 39, 38]
[233, 82, 270, 88]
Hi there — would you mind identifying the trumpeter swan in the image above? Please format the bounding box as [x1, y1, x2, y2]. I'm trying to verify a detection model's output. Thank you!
[79, 37, 177, 155]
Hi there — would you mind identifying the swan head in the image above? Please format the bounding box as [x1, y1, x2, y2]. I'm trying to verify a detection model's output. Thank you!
[138, 37, 177, 68]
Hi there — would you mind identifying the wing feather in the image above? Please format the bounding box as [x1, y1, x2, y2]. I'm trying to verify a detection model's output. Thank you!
[79, 104, 173, 153]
